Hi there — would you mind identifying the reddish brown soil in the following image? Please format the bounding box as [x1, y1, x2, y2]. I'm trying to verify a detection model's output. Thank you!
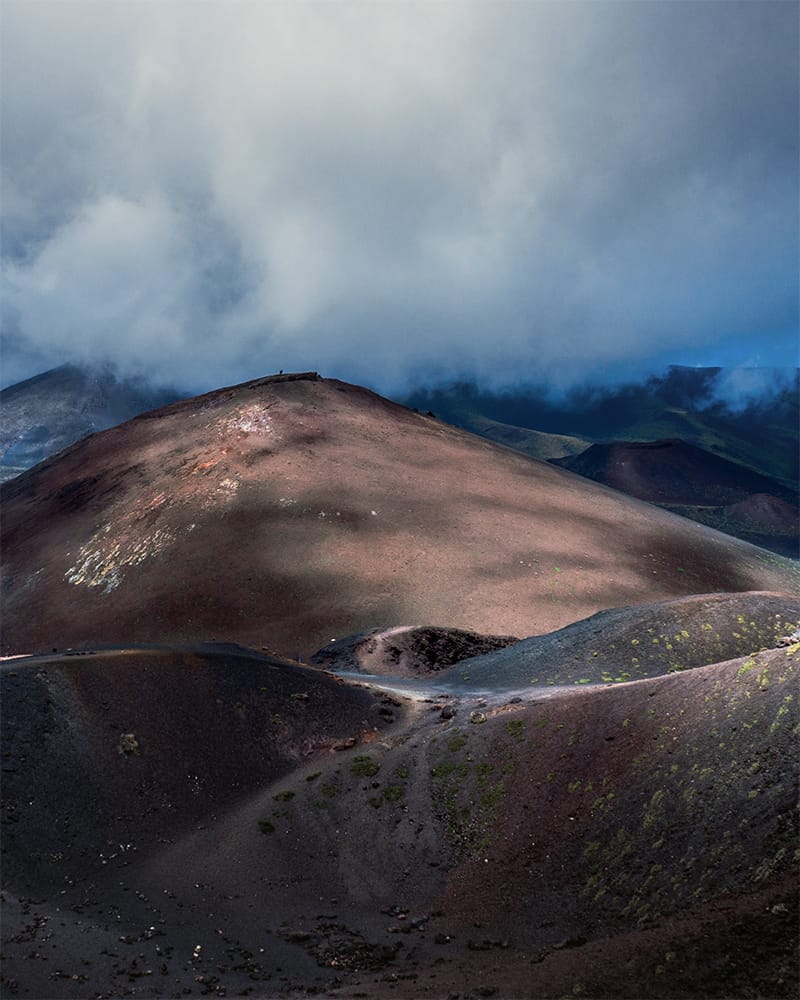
[2, 374, 797, 659]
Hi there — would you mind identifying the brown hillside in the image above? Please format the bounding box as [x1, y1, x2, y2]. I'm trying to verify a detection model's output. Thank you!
[2, 373, 797, 658]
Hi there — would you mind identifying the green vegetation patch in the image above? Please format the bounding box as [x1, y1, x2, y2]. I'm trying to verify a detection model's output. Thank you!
[448, 732, 467, 752]
[431, 761, 469, 781]
[351, 755, 381, 778]
[476, 762, 495, 784]
[506, 719, 525, 738]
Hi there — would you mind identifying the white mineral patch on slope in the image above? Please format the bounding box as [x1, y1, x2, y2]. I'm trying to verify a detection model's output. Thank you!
[65, 524, 176, 593]
[217, 404, 276, 438]
[63, 465, 245, 592]
[218, 477, 239, 495]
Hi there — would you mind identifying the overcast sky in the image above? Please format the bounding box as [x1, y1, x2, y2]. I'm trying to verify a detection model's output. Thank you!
[1, 1, 797, 394]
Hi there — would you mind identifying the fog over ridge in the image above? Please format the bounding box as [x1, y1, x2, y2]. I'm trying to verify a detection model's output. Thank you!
[1, 1, 797, 394]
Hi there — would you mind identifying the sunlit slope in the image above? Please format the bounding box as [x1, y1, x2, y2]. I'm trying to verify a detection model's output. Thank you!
[2, 372, 797, 657]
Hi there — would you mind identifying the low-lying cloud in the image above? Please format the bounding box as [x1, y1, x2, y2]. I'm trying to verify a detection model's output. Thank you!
[1, 1, 797, 393]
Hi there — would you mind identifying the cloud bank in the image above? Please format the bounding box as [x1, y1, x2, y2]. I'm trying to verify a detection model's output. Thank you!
[1, 1, 797, 392]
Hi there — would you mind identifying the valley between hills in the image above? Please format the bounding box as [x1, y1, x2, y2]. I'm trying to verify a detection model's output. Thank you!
[1, 371, 798, 999]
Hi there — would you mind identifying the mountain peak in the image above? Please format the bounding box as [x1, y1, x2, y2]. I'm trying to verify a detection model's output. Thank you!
[2, 373, 797, 658]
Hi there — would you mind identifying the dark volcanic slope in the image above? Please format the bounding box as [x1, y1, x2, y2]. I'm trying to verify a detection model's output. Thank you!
[439, 411, 591, 463]
[318, 592, 800, 691]
[2, 372, 798, 658]
[311, 625, 520, 677]
[399, 644, 799, 1000]
[2, 632, 797, 999]
[551, 438, 796, 506]
[438, 590, 800, 689]
[725, 493, 799, 532]
[0, 644, 404, 895]
[552, 439, 799, 557]
[659, 494, 800, 561]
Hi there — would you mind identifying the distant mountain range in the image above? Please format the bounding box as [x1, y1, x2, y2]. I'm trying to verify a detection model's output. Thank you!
[0, 364, 181, 481]
[403, 366, 799, 557]
[402, 365, 800, 490]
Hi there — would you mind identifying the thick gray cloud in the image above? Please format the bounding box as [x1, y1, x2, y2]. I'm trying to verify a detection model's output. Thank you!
[1, 1, 797, 393]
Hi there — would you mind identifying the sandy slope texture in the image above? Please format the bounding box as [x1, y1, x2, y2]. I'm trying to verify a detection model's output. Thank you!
[0, 644, 405, 896]
[2, 373, 798, 659]
[1, 603, 797, 998]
